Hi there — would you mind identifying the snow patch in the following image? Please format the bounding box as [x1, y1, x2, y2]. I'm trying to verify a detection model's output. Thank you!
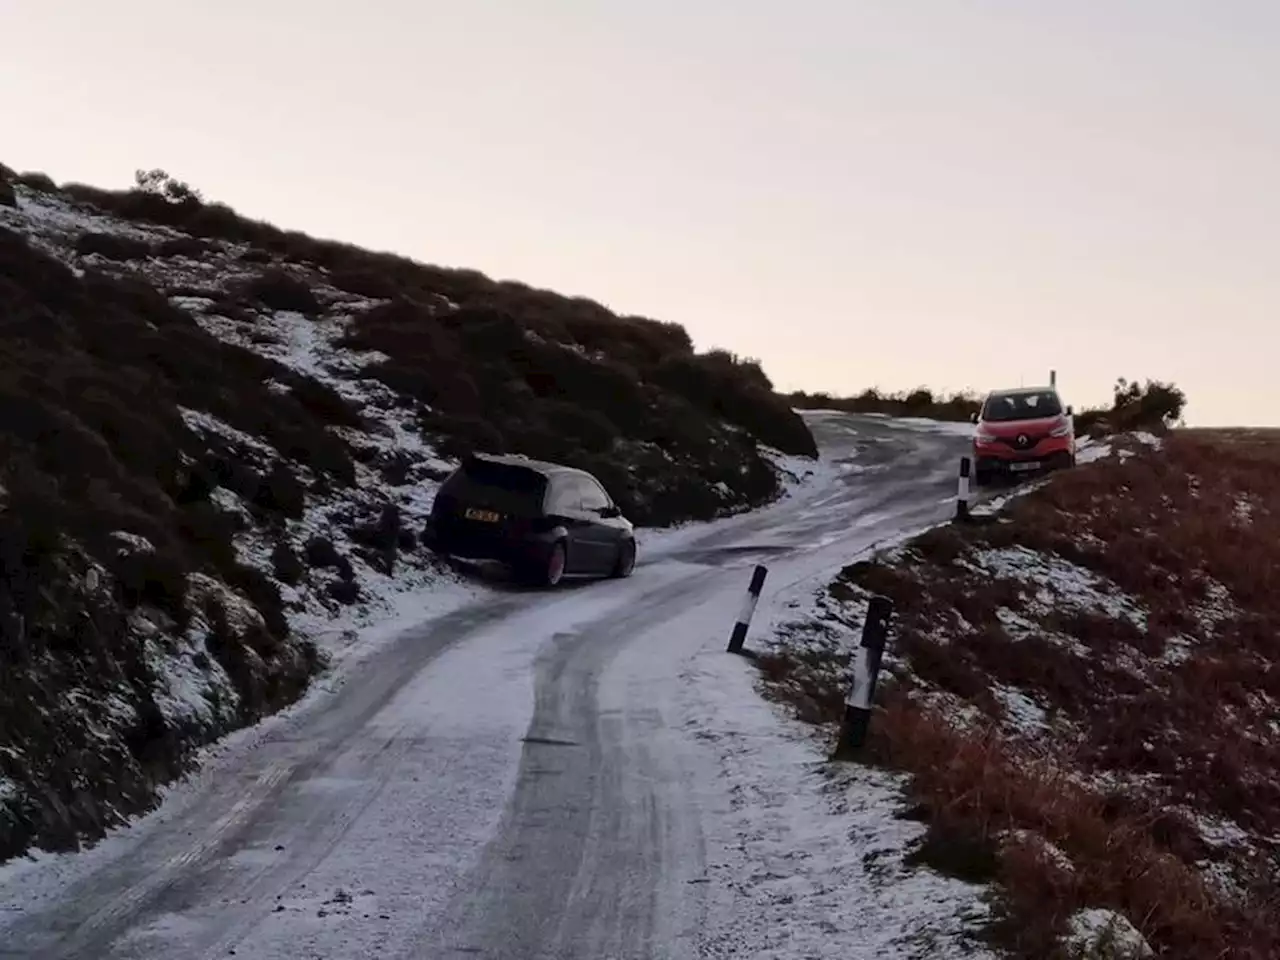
[179, 407, 277, 459]
[970, 546, 1148, 629]
[110, 531, 155, 556]
[1076, 437, 1114, 465]
[1063, 907, 1154, 958]
[130, 605, 240, 731]
[991, 683, 1049, 735]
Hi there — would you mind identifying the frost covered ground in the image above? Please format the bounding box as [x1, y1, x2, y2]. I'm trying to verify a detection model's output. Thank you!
[674, 589, 999, 959]
[753, 429, 1280, 959]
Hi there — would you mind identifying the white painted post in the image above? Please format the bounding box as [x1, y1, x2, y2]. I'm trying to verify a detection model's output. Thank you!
[833, 595, 894, 757]
[726, 564, 769, 655]
[956, 456, 972, 522]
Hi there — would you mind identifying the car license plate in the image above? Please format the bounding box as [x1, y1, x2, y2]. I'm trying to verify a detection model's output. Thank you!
[464, 508, 501, 522]
[1009, 461, 1041, 472]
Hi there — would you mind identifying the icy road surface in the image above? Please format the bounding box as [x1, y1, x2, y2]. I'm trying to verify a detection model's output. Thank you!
[0, 413, 991, 960]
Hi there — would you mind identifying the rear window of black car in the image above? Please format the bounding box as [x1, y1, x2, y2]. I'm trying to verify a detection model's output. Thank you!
[443, 458, 548, 512]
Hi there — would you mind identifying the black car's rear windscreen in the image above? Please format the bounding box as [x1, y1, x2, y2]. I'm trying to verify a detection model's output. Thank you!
[446, 459, 549, 513]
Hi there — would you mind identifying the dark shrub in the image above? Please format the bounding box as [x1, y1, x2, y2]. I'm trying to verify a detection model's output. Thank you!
[653, 352, 816, 456]
[327, 579, 360, 605]
[108, 544, 189, 624]
[156, 236, 212, 258]
[1075, 378, 1188, 437]
[224, 564, 289, 639]
[253, 461, 307, 519]
[14, 171, 55, 191]
[303, 536, 342, 569]
[270, 542, 305, 585]
[348, 503, 402, 552]
[329, 267, 402, 299]
[282, 375, 363, 428]
[75, 232, 154, 262]
[540, 401, 618, 453]
[426, 413, 506, 459]
[242, 269, 321, 315]
[904, 387, 934, 410]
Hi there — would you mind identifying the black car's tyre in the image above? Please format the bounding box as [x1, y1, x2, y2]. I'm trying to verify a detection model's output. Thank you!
[539, 540, 567, 588]
[610, 539, 636, 579]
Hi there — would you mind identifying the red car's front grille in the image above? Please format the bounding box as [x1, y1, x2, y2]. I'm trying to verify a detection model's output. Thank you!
[996, 432, 1047, 450]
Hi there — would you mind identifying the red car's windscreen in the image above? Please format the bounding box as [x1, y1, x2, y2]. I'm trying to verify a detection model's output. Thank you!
[981, 391, 1063, 423]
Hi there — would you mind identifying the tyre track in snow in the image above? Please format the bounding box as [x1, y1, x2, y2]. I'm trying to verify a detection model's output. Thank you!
[0, 599, 526, 960]
[403, 414, 972, 959]
[406, 569, 722, 959]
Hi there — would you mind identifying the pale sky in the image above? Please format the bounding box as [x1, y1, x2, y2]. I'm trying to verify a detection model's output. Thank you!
[4, 1, 1278, 425]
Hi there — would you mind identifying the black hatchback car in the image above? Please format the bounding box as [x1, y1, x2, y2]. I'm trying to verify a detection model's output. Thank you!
[423, 453, 637, 587]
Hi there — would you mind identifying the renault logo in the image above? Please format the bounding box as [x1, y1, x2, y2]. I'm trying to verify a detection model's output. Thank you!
[1017, 434, 1029, 447]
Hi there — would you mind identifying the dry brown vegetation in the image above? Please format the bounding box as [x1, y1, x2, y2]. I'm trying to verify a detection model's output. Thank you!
[759, 432, 1280, 958]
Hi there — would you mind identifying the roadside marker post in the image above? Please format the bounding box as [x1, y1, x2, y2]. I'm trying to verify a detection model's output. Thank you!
[955, 456, 972, 523]
[832, 594, 894, 759]
[726, 564, 769, 656]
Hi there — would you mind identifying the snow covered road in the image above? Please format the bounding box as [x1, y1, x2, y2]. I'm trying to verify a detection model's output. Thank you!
[0, 413, 985, 960]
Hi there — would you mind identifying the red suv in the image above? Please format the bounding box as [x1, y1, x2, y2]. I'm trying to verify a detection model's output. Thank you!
[971, 386, 1075, 486]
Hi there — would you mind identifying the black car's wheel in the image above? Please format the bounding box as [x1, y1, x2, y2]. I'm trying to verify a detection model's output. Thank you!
[610, 539, 636, 578]
[541, 540, 567, 588]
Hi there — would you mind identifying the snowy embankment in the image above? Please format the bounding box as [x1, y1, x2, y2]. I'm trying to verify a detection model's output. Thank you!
[3, 186, 481, 648]
[752, 428, 1280, 960]
[0, 176, 816, 866]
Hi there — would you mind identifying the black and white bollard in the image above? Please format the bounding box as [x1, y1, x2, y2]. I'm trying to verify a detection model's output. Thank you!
[832, 594, 894, 759]
[955, 456, 972, 522]
[726, 564, 769, 656]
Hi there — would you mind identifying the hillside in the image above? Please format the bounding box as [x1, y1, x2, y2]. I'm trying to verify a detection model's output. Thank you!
[756, 430, 1279, 959]
[0, 164, 815, 864]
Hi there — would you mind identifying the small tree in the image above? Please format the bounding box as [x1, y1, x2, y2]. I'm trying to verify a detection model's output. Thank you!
[905, 387, 934, 410]
[1112, 378, 1187, 430]
[134, 168, 202, 204]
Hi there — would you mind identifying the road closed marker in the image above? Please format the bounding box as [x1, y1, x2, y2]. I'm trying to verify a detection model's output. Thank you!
[726, 564, 768, 656]
[833, 594, 894, 759]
